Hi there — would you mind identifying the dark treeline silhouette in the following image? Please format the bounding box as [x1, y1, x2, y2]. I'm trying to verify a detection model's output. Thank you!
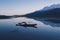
[0, 15, 24, 19]
[0, 15, 12, 19]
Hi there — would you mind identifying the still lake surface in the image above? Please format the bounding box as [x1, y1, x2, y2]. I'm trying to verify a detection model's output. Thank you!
[0, 17, 60, 40]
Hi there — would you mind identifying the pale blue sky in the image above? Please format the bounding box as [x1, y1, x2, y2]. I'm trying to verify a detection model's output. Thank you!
[0, 0, 60, 15]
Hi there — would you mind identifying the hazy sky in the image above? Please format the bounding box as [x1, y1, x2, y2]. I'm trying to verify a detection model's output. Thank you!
[0, 0, 60, 15]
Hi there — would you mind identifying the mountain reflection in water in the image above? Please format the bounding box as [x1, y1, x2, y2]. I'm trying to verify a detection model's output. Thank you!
[0, 17, 60, 40]
[28, 17, 60, 27]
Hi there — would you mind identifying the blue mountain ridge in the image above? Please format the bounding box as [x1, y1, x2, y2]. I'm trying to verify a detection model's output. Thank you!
[25, 6, 60, 18]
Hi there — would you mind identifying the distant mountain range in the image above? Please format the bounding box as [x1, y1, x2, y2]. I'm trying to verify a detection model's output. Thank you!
[0, 15, 12, 19]
[0, 4, 60, 19]
[0, 15, 24, 19]
[24, 4, 60, 18]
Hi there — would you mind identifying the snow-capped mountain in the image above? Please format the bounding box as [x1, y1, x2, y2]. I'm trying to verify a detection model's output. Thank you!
[25, 4, 60, 18]
[42, 4, 60, 10]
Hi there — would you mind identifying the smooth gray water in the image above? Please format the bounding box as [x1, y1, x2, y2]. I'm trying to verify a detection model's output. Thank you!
[0, 17, 60, 40]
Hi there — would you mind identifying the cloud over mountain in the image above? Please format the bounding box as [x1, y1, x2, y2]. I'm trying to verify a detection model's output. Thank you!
[25, 4, 60, 18]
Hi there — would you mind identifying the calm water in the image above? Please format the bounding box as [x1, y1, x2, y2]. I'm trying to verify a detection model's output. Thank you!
[0, 17, 60, 40]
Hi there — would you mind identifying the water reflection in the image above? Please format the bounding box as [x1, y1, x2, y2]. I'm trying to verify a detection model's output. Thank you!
[40, 20, 60, 27]
[0, 17, 60, 40]
[28, 18, 60, 27]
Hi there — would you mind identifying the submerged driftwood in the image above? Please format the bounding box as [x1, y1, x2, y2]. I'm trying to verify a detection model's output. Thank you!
[16, 22, 37, 28]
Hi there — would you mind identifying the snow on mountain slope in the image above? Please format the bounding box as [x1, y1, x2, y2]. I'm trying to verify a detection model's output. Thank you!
[42, 4, 60, 10]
